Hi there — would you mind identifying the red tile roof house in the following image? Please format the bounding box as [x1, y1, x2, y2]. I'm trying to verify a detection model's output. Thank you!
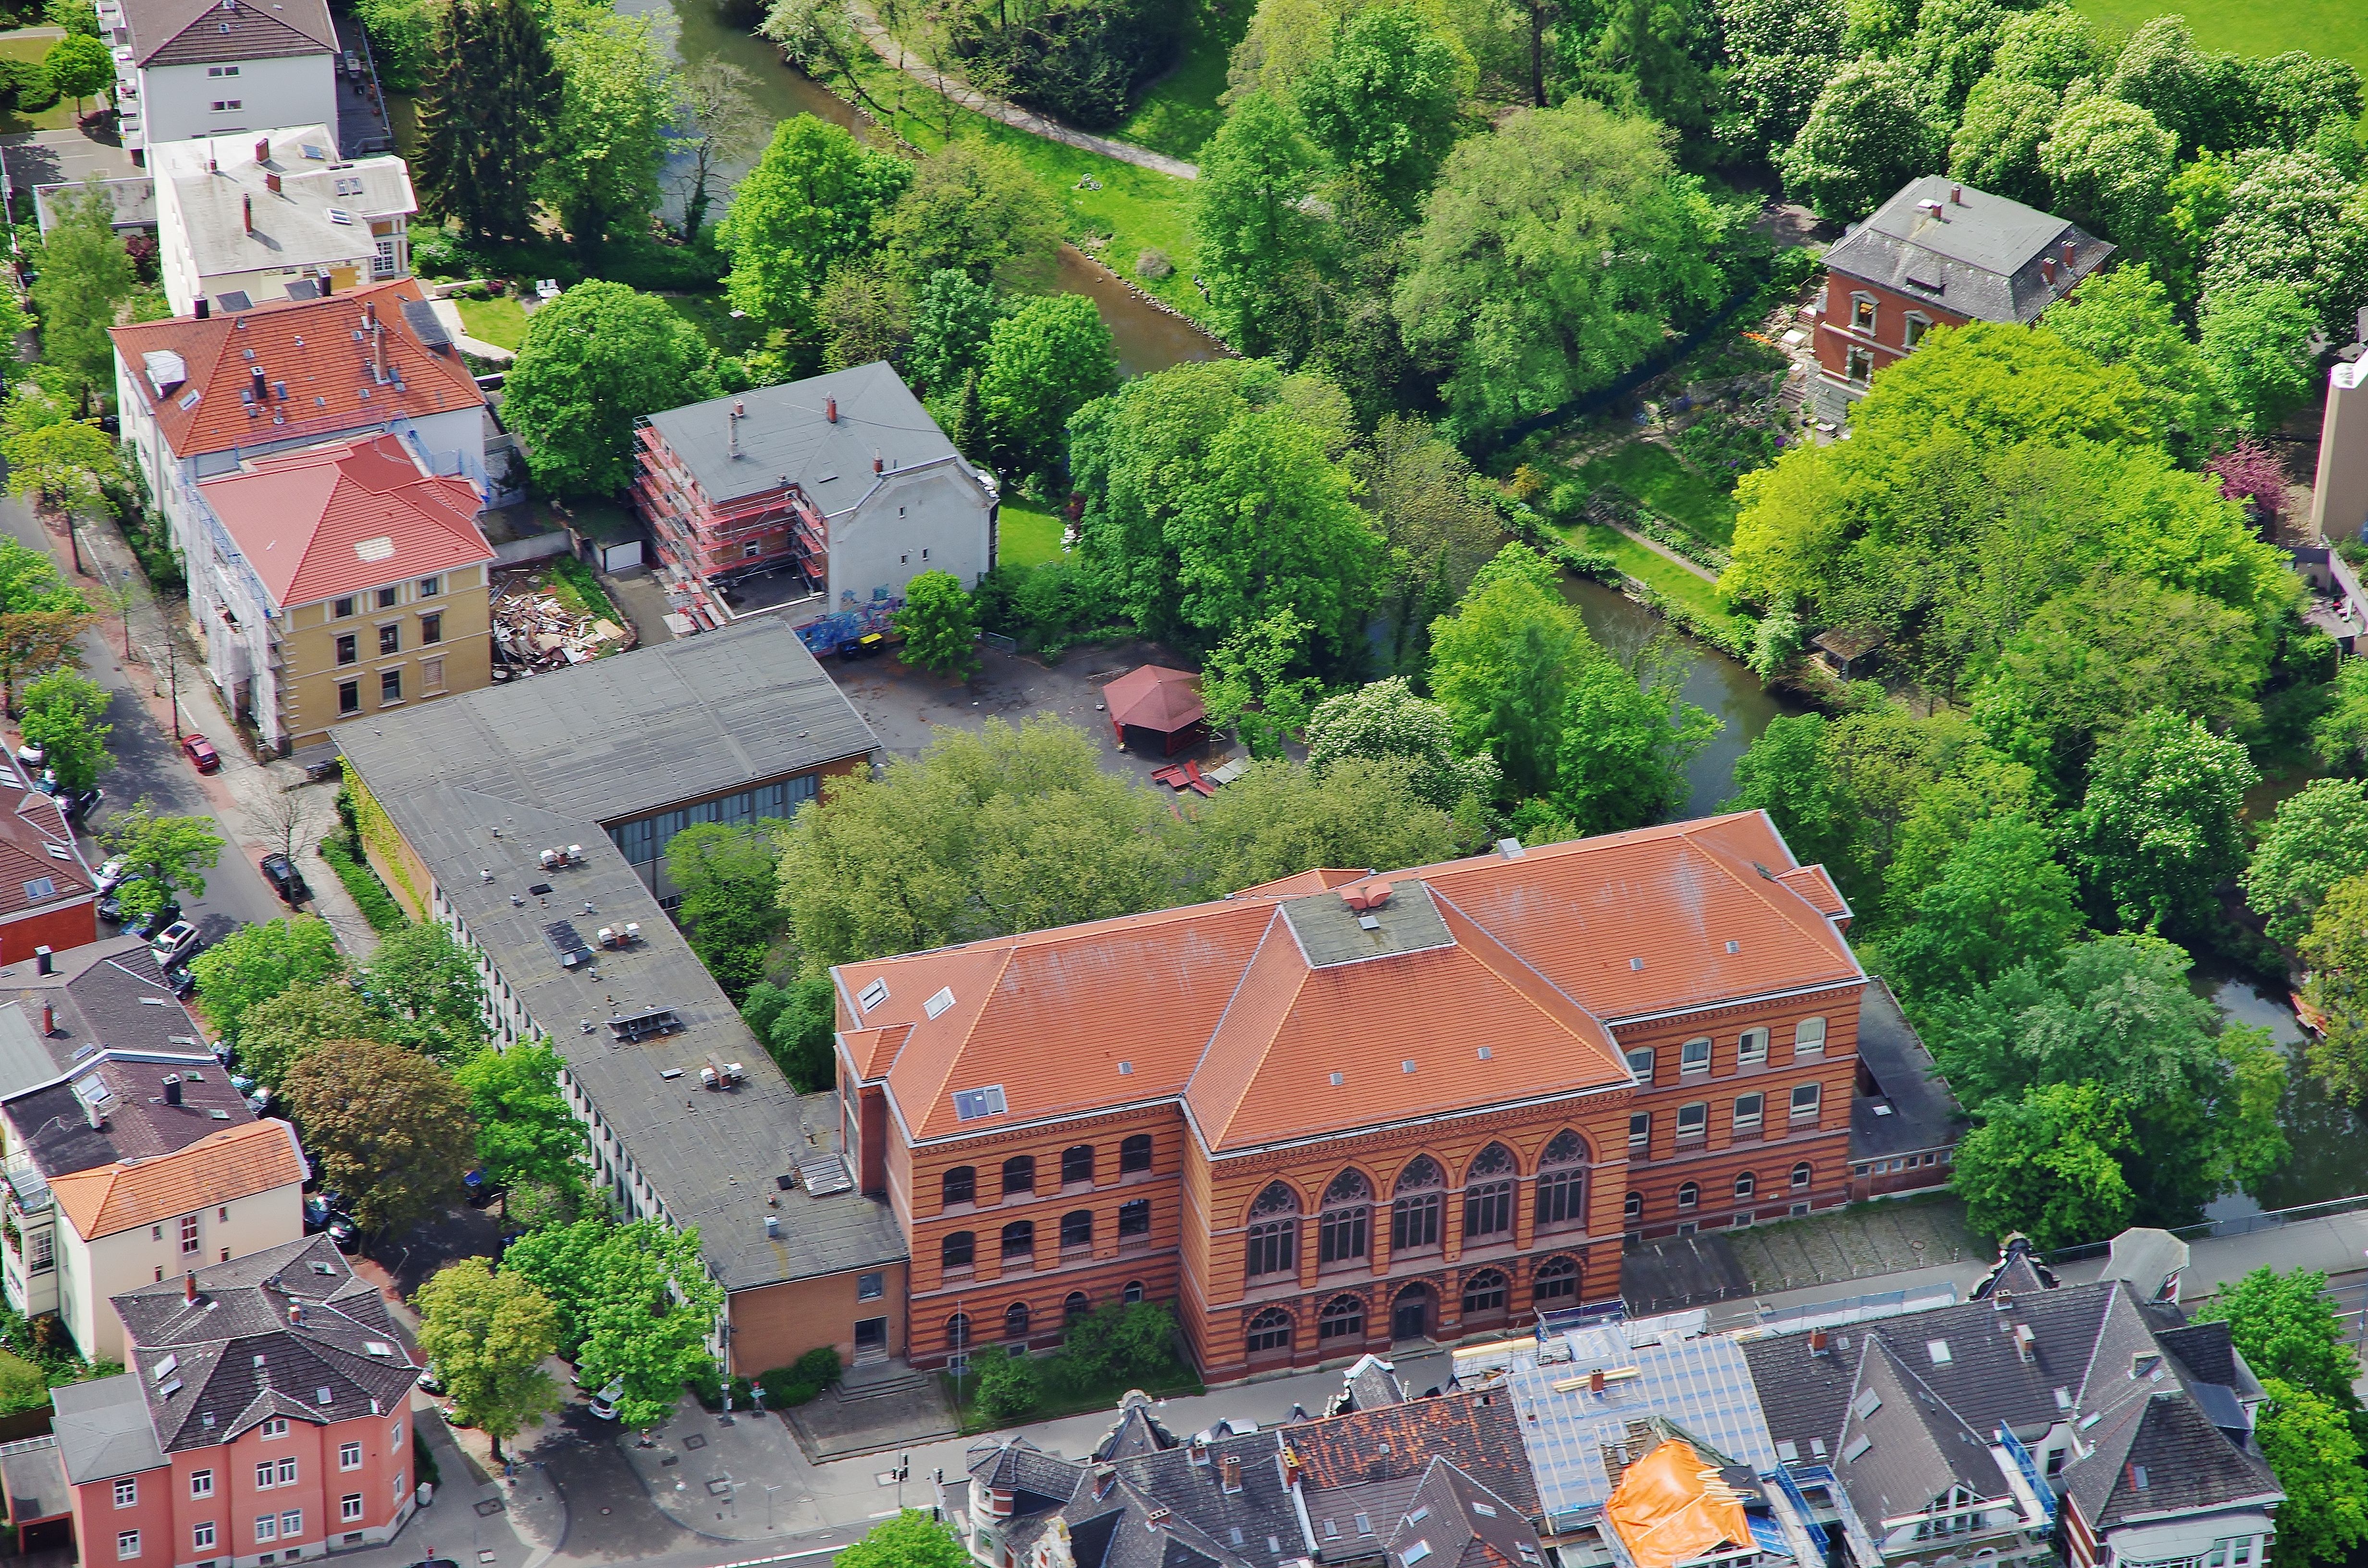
[42, 1236, 424, 1568]
[109, 282, 508, 756]
[193, 434, 496, 751]
[1808, 176, 2112, 426]
[0, 784, 101, 964]
[836, 811, 1935, 1382]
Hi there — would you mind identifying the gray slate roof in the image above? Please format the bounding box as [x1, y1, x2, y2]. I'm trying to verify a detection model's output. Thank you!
[333, 615, 876, 828]
[643, 361, 993, 512]
[1821, 177, 2112, 327]
[1834, 1337, 2006, 1527]
[52, 1377, 165, 1484]
[113, 1235, 419, 1452]
[322, 774, 901, 1294]
[1850, 980, 1965, 1159]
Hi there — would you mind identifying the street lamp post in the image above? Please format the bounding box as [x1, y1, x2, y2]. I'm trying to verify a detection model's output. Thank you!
[165, 632, 180, 742]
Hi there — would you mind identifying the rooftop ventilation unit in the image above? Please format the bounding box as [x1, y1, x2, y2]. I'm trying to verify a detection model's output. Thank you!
[608, 1006, 680, 1043]
[543, 920, 593, 969]
[797, 1154, 853, 1196]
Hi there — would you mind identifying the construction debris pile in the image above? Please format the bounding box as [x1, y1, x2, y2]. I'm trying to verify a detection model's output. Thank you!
[492, 578, 633, 672]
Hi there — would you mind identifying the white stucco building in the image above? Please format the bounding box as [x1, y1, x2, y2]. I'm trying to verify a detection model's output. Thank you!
[151, 125, 413, 317]
[99, 0, 339, 164]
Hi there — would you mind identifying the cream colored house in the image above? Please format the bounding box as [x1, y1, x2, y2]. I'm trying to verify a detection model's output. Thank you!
[153, 125, 414, 318]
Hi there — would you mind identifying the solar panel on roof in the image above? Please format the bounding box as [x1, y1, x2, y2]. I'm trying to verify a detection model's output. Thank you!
[543, 920, 592, 968]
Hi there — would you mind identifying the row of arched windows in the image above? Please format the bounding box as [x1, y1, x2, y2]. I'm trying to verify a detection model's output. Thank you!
[1244, 1137, 1588, 1279]
[940, 1198, 1155, 1271]
[945, 1282, 1150, 1352]
[1243, 1255, 1584, 1358]
[941, 1137, 1155, 1211]
[1620, 1163, 1813, 1223]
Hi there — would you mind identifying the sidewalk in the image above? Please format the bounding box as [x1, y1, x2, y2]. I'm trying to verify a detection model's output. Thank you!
[66, 506, 384, 958]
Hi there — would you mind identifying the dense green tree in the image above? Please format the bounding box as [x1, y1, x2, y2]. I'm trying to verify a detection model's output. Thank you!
[906, 270, 1002, 400]
[100, 801, 222, 922]
[2243, 51, 2366, 158]
[2074, 709, 2257, 934]
[504, 282, 721, 496]
[740, 974, 837, 1091]
[2316, 656, 2368, 774]
[2242, 780, 2368, 948]
[1882, 745, 2045, 912]
[187, 918, 344, 1045]
[839, 1512, 969, 1568]
[1884, 814, 2083, 1003]
[414, 0, 561, 242]
[2154, 150, 2236, 308]
[1365, 416, 1504, 666]
[978, 294, 1116, 484]
[538, 2, 676, 245]
[413, 1263, 561, 1461]
[1189, 90, 1329, 358]
[30, 187, 134, 401]
[3, 420, 116, 544]
[1987, 2, 2100, 93]
[1426, 544, 1590, 799]
[2254, 1380, 2368, 1566]
[1950, 1080, 2136, 1251]
[1904, 0, 2004, 122]
[17, 667, 108, 792]
[816, 257, 912, 372]
[42, 35, 110, 118]
[1397, 97, 1735, 440]
[779, 717, 1184, 964]
[877, 141, 1064, 294]
[1305, 677, 1501, 812]
[2195, 1267, 2363, 1410]
[2203, 151, 2368, 338]
[356, 919, 492, 1060]
[1294, 2, 1469, 200]
[1551, 645, 1719, 835]
[454, 1042, 587, 1196]
[666, 822, 789, 1001]
[2299, 870, 2368, 1104]
[1948, 74, 2060, 208]
[1202, 608, 1322, 760]
[1722, 713, 1842, 870]
[1924, 933, 2286, 1223]
[717, 119, 909, 333]
[1711, 0, 1848, 164]
[283, 1039, 479, 1235]
[1840, 0, 1913, 55]
[1069, 358, 1382, 662]
[1780, 58, 1940, 220]
[356, 0, 442, 90]
[2197, 280, 2319, 438]
[1190, 757, 1466, 890]
[674, 60, 764, 244]
[894, 569, 980, 683]
[235, 982, 387, 1092]
[503, 1218, 724, 1427]
[2039, 265, 2213, 449]
[1579, 0, 1718, 134]
[2038, 96, 2175, 250]
[43, 0, 99, 35]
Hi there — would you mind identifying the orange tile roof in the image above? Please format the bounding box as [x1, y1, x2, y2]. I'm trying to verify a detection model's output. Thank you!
[199, 433, 492, 609]
[1228, 868, 1369, 898]
[109, 280, 484, 459]
[49, 1119, 305, 1240]
[839, 812, 1862, 1151]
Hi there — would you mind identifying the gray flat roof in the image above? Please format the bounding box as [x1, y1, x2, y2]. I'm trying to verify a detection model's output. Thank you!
[51, 1376, 165, 1484]
[332, 614, 876, 827]
[0, 1434, 68, 1523]
[1850, 980, 1965, 1159]
[331, 776, 903, 1295]
[643, 360, 990, 511]
[1822, 176, 2112, 326]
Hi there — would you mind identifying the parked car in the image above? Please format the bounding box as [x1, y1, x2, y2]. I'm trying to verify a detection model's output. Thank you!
[181, 735, 220, 774]
[125, 901, 182, 941]
[259, 853, 308, 904]
[62, 787, 102, 822]
[587, 1379, 624, 1420]
[94, 859, 126, 894]
[14, 742, 39, 771]
[462, 1170, 504, 1209]
[418, 1361, 444, 1395]
[325, 1211, 359, 1254]
[162, 964, 195, 1000]
[96, 881, 139, 922]
[150, 919, 202, 966]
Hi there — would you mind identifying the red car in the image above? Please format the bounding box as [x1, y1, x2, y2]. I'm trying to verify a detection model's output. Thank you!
[182, 734, 220, 773]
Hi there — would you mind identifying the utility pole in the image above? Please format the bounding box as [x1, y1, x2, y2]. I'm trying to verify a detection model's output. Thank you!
[165, 632, 180, 742]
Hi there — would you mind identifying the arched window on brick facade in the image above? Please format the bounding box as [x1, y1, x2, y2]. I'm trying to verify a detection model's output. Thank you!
[1004, 1302, 1031, 1341]
[1677, 1182, 1699, 1211]
[1002, 1156, 1035, 1198]
[1734, 1171, 1756, 1201]
[1319, 1169, 1370, 1265]
[1064, 1292, 1091, 1326]
[1392, 1157, 1443, 1252]
[1791, 1161, 1814, 1191]
[1319, 1295, 1365, 1343]
[942, 1166, 974, 1209]
[942, 1231, 974, 1271]
[1001, 1220, 1034, 1262]
[1536, 1131, 1586, 1231]
[1120, 1134, 1152, 1175]
[1061, 1145, 1095, 1187]
[946, 1312, 971, 1350]
[1462, 1269, 1509, 1320]
[1061, 1210, 1094, 1252]
[1462, 1144, 1514, 1241]
[1246, 1182, 1299, 1278]
[1246, 1307, 1292, 1357]
[1534, 1255, 1579, 1304]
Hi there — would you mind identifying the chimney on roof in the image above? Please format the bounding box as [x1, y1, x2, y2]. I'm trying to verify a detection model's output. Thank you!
[254, 137, 267, 165]
[195, 297, 209, 319]
[288, 1301, 305, 1326]
[2062, 240, 2076, 270]
[266, 172, 280, 195]
[1092, 1464, 1117, 1500]
[363, 300, 375, 330]
[1221, 1454, 1243, 1494]
[826, 395, 837, 423]
[251, 365, 266, 401]
[1281, 1445, 1301, 1492]
[2042, 257, 2058, 286]
[872, 452, 884, 475]
[372, 319, 386, 383]
[1589, 1369, 1607, 1394]
[1950, 184, 1962, 205]
[41, 1003, 53, 1036]
[33, 946, 50, 976]
[728, 397, 743, 457]
[1810, 1328, 1831, 1357]
[163, 1074, 181, 1107]
[183, 1271, 196, 1304]
[2013, 1323, 2035, 1363]
[243, 193, 253, 235]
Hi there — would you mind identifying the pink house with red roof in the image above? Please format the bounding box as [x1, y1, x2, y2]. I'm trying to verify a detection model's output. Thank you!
[191, 433, 494, 751]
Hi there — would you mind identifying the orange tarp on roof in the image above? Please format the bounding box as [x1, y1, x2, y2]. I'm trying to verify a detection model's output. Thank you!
[1603, 1440, 1749, 1568]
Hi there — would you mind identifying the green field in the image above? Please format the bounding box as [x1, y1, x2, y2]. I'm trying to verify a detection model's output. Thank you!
[2069, 0, 2368, 69]
[1573, 441, 1741, 549]
[1565, 521, 1748, 638]
[456, 296, 528, 350]
[999, 496, 1067, 566]
[1111, 0, 1251, 161]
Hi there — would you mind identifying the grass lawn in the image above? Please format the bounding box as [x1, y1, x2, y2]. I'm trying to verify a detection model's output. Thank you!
[656, 292, 766, 356]
[843, 51, 1207, 324]
[0, 36, 86, 132]
[1110, 0, 1251, 161]
[456, 296, 528, 351]
[1574, 441, 1741, 549]
[1566, 522, 1749, 637]
[2070, 0, 2368, 67]
[999, 496, 1067, 567]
